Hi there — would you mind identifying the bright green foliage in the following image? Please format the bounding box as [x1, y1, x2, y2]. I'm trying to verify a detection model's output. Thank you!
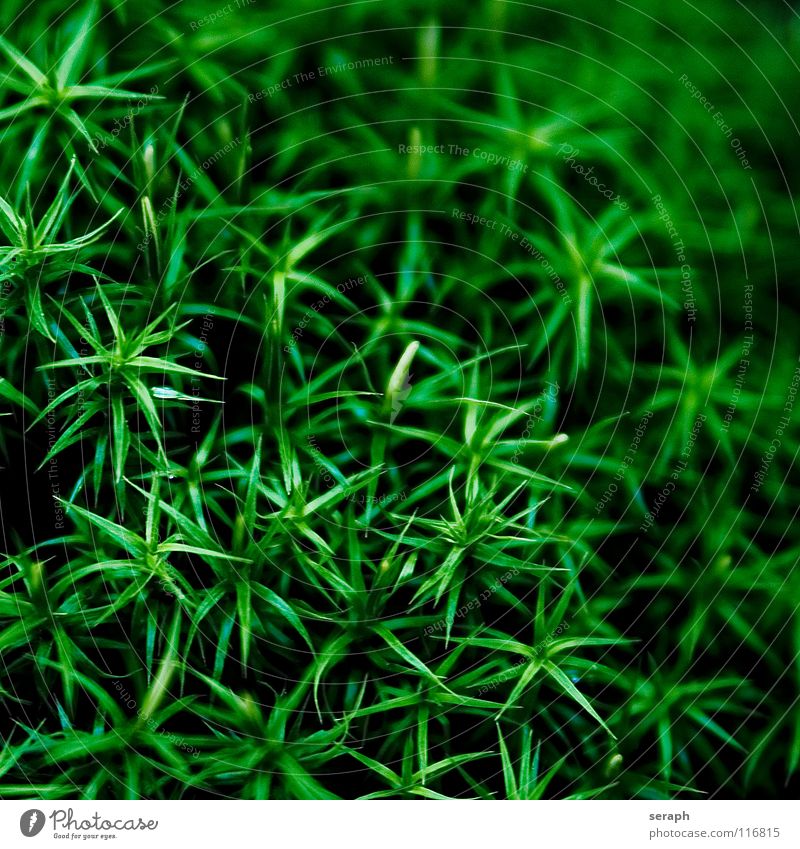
[0, 0, 797, 801]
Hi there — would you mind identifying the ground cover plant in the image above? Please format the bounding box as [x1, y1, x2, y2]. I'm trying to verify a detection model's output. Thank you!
[0, 0, 798, 800]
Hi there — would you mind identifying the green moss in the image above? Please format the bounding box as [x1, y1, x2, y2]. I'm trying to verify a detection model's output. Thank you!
[0, 0, 797, 799]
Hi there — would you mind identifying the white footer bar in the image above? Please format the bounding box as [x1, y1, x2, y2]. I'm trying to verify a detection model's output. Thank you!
[1, 800, 795, 848]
